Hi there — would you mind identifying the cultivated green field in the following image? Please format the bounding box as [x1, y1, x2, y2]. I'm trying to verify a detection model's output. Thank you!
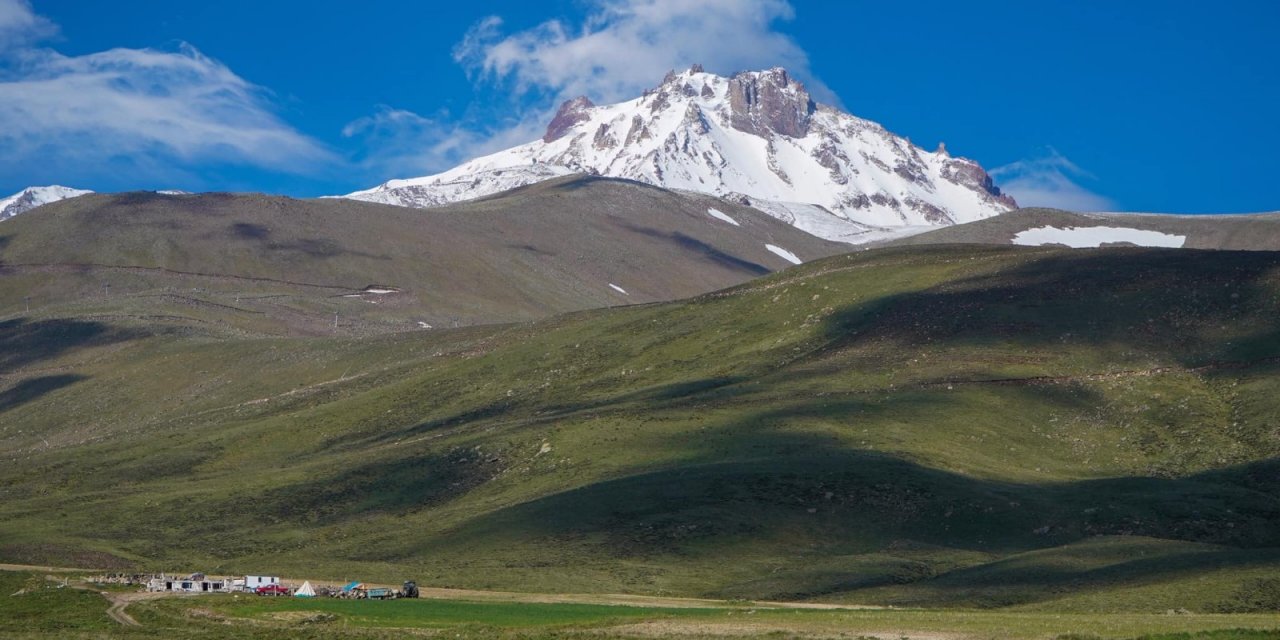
[4, 569, 1280, 639]
[2, 243, 1279, 616]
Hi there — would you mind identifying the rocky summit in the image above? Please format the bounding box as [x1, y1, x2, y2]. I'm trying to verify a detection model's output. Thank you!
[342, 67, 1016, 244]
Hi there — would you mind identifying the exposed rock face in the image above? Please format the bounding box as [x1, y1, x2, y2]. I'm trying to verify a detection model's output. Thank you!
[544, 96, 595, 143]
[726, 67, 815, 139]
[940, 159, 1018, 209]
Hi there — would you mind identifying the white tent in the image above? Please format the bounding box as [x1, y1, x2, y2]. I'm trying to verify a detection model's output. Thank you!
[294, 581, 316, 598]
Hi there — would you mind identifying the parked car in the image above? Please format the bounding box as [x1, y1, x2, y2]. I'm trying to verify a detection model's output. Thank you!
[254, 584, 290, 596]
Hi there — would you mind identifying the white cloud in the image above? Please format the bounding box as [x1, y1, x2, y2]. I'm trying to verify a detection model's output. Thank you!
[0, 0, 55, 49]
[454, 0, 832, 105]
[341, 105, 547, 179]
[342, 0, 829, 180]
[0, 3, 333, 186]
[991, 149, 1117, 212]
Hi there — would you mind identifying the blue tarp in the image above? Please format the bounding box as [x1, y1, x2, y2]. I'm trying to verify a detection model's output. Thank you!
[341, 581, 361, 592]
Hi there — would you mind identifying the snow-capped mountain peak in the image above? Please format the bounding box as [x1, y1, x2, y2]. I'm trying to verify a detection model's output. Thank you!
[0, 185, 94, 221]
[342, 66, 1015, 243]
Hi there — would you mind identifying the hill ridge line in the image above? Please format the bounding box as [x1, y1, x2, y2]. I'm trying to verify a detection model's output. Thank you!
[0, 262, 357, 291]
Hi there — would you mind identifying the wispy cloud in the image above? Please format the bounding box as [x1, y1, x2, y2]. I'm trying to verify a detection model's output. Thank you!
[343, 0, 830, 181]
[341, 105, 547, 180]
[0, 0, 54, 50]
[0, 0, 333, 187]
[454, 0, 830, 105]
[991, 149, 1117, 212]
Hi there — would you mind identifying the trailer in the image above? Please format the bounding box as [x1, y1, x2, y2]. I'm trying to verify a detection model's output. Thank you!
[366, 587, 396, 600]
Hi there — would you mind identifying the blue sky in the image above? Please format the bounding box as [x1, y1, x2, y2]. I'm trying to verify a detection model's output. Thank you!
[1, 0, 1276, 213]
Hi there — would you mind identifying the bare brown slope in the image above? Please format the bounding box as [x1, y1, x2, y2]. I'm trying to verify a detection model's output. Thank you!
[884, 207, 1280, 250]
[0, 176, 846, 333]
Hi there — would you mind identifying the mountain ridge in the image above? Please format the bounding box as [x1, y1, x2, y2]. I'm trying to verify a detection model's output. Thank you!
[343, 67, 1016, 243]
[0, 185, 93, 220]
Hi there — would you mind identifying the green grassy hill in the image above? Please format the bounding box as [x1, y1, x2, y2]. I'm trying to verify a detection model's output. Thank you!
[1, 243, 1278, 613]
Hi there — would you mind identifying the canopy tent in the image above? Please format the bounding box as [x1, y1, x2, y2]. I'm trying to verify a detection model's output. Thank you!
[294, 581, 316, 598]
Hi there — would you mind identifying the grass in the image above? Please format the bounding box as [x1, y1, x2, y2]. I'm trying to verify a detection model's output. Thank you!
[1, 243, 1280, 613]
[3, 569, 1279, 639]
[166, 594, 723, 628]
[148, 595, 1280, 638]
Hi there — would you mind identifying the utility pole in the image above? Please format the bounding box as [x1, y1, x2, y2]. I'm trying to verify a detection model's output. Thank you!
[103, 283, 111, 297]
[333, 312, 339, 330]
[24, 295, 30, 313]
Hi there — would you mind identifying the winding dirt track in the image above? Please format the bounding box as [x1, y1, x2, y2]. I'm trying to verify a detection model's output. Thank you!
[103, 595, 141, 626]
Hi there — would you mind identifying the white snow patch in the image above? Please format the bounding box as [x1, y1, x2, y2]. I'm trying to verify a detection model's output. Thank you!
[609, 283, 629, 295]
[706, 207, 740, 226]
[1012, 226, 1186, 249]
[363, 288, 398, 294]
[765, 244, 803, 265]
[1, 185, 93, 220]
[417, 321, 433, 329]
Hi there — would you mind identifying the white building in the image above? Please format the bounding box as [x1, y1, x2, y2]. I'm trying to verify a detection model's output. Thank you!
[245, 575, 281, 590]
[147, 573, 231, 593]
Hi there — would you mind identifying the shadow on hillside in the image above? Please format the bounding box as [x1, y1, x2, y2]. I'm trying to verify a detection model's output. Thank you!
[197, 447, 502, 531]
[330, 374, 756, 449]
[0, 374, 86, 413]
[0, 318, 146, 373]
[227, 221, 391, 260]
[403, 449, 1280, 605]
[819, 249, 1280, 367]
[620, 224, 770, 275]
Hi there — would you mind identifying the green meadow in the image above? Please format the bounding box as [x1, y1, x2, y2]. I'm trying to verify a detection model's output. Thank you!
[2, 244, 1280, 624]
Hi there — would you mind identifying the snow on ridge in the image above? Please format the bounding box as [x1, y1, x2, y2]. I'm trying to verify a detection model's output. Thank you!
[765, 244, 803, 265]
[0, 185, 93, 220]
[337, 66, 1015, 243]
[609, 283, 629, 295]
[706, 208, 740, 226]
[1012, 226, 1186, 249]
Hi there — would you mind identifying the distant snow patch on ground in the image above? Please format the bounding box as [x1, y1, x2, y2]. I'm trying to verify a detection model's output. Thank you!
[1013, 226, 1186, 248]
[706, 207, 740, 226]
[609, 283, 628, 295]
[765, 244, 802, 265]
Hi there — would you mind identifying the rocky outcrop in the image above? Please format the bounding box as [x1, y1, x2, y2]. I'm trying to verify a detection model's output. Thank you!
[544, 96, 595, 143]
[726, 68, 815, 139]
[941, 159, 1018, 209]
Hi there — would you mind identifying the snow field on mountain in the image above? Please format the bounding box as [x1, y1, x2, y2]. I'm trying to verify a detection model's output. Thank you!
[0, 185, 93, 220]
[706, 208, 740, 226]
[1012, 226, 1186, 248]
[341, 68, 1015, 243]
[765, 244, 802, 265]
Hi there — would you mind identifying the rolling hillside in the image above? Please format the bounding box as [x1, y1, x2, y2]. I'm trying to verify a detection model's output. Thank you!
[1, 242, 1279, 612]
[885, 208, 1280, 250]
[0, 176, 844, 332]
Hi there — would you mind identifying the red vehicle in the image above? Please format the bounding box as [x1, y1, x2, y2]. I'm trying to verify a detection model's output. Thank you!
[254, 584, 290, 596]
